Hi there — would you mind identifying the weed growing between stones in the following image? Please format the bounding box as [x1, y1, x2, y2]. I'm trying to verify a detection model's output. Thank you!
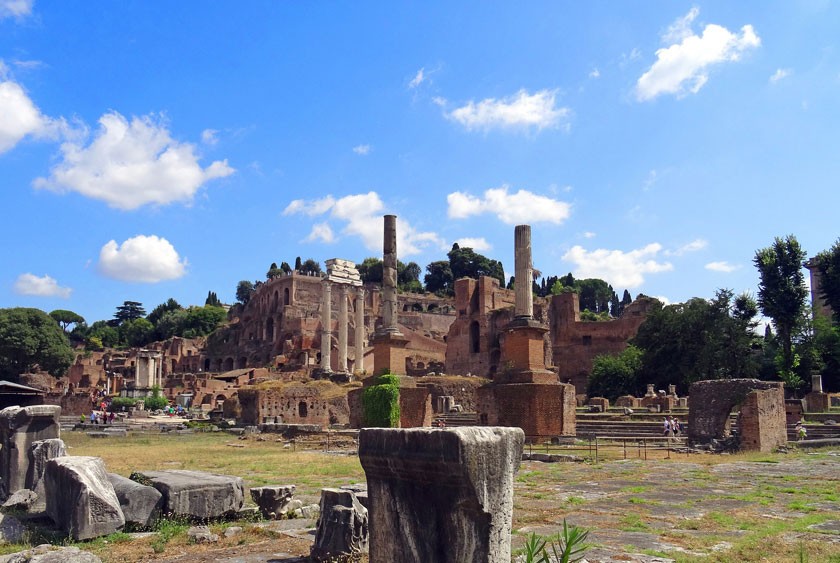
[519, 520, 591, 563]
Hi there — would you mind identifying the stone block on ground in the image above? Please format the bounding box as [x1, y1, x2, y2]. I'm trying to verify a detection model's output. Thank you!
[310, 488, 368, 562]
[44, 456, 124, 540]
[28, 438, 66, 503]
[0, 544, 101, 563]
[130, 470, 244, 519]
[187, 525, 219, 543]
[0, 489, 37, 513]
[0, 513, 26, 544]
[359, 426, 524, 563]
[249, 485, 296, 519]
[108, 473, 163, 528]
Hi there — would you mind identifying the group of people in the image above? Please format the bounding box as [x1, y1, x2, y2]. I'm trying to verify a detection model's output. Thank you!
[81, 410, 115, 425]
[663, 416, 682, 437]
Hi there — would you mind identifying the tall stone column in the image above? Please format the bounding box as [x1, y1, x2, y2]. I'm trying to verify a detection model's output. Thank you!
[338, 285, 349, 373]
[514, 225, 533, 319]
[372, 215, 408, 375]
[380, 214, 400, 335]
[321, 279, 332, 372]
[355, 287, 366, 374]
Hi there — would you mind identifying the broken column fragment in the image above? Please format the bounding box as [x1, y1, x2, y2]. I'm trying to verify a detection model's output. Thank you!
[130, 469, 244, 519]
[359, 426, 524, 563]
[250, 485, 296, 519]
[310, 487, 369, 562]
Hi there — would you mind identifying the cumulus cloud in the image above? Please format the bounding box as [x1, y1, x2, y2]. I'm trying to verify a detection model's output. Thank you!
[705, 261, 740, 273]
[0, 0, 33, 20]
[769, 68, 791, 83]
[352, 144, 371, 155]
[665, 238, 707, 256]
[305, 222, 335, 244]
[98, 235, 188, 283]
[34, 112, 234, 210]
[447, 185, 571, 225]
[0, 77, 65, 154]
[283, 192, 444, 256]
[454, 237, 492, 252]
[636, 8, 760, 101]
[408, 68, 426, 89]
[446, 89, 570, 132]
[13, 273, 71, 298]
[582, 231, 596, 239]
[562, 243, 674, 288]
[589, 68, 600, 79]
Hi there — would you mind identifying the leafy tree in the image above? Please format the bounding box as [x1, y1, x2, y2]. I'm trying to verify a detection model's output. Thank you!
[89, 321, 120, 348]
[205, 291, 222, 307]
[399, 261, 422, 290]
[754, 235, 808, 379]
[813, 238, 840, 324]
[144, 385, 169, 410]
[0, 308, 75, 380]
[294, 256, 302, 271]
[299, 258, 322, 275]
[447, 244, 504, 286]
[114, 301, 146, 324]
[236, 280, 255, 305]
[358, 257, 384, 284]
[49, 309, 85, 332]
[147, 298, 182, 325]
[280, 261, 292, 275]
[120, 318, 154, 347]
[182, 306, 227, 336]
[155, 309, 189, 340]
[813, 314, 840, 392]
[587, 345, 643, 400]
[266, 262, 281, 280]
[577, 279, 614, 315]
[424, 261, 454, 294]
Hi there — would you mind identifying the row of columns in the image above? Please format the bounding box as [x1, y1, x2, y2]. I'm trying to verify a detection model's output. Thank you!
[321, 280, 366, 373]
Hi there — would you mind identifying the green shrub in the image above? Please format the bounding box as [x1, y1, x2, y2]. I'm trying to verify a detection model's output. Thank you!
[144, 385, 169, 411]
[110, 397, 136, 412]
[362, 378, 400, 427]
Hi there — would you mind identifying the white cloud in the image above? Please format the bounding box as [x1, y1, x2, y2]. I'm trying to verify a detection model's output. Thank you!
[447, 185, 571, 225]
[98, 235, 188, 283]
[636, 8, 760, 101]
[454, 237, 492, 252]
[432, 96, 447, 107]
[582, 231, 596, 239]
[705, 261, 740, 273]
[305, 222, 335, 244]
[34, 112, 235, 210]
[352, 144, 371, 155]
[201, 128, 218, 145]
[769, 68, 791, 83]
[446, 89, 570, 132]
[283, 192, 444, 256]
[589, 68, 600, 79]
[408, 68, 425, 89]
[665, 238, 707, 256]
[13, 273, 71, 298]
[0, 78, 64, 154]
[0, 0, 33, 20]
[562, 243, 674, 288]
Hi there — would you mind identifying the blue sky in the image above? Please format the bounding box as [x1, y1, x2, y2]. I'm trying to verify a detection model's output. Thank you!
[2, 1, 838, 325]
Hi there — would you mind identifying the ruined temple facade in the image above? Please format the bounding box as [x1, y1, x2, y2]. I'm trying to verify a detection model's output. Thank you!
[205, 272, 455, 376]
[445, 276, 655, 394]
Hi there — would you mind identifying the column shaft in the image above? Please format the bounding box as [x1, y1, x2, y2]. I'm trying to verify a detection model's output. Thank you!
[338, 285, 349, 372]
[321, 280, 332, 371]
[355, 288, 366, 373]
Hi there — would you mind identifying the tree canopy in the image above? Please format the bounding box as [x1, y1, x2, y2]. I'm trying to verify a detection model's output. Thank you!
[114, 301, 146, 324]
[0, 308, 75, 380]
[49, 309, 85, 332]
[236, 280, 255, 305]
[813, 238, 840, 324]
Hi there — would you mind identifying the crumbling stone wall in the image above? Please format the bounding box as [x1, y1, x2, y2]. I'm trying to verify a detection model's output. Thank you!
[477, 382, 576, 441]
[398, 387, 432, 428]
[551, 293, 655, 394]
[415, 376, 487, 413]
[237, 386, 349, 426]
[688, 379, 786, 451]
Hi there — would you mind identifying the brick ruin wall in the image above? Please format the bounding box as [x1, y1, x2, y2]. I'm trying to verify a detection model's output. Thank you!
[236, 386, 350, 427]
[398, 387, 433, 428]
[688, 379, 786, 450]
[477, 382, 576, 441]
[551, 292, 655, 394]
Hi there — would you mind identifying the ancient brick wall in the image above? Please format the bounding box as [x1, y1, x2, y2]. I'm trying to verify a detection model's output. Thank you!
[478, 382, 575, 441]
[236, 386, 349, 426]
[551, 293, 655, 394]
[739, 387, 787, 452]
[688, 379, 785, 447]
[415, 376, 487, 413]
[43, 393, 91, 416]
[399, 387, 432, 428]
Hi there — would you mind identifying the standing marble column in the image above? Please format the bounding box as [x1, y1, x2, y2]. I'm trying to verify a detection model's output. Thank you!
[380, 214, 400, 335]
[514, 225, 533, 320]
[355, 287, 366, 373]
[321, 279, 332, 372]
[338, 285, 349, 373]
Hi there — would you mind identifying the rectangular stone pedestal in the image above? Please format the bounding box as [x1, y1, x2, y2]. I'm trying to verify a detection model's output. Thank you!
[372, 332, 408, 376]
[478, 383, 576, 442]
[359, 427, 524, 563]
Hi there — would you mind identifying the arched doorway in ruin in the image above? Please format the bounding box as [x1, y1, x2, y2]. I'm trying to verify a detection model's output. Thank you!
[237, 357, 247, 369]
[266, 317, 275, 342]
[223, 357, 234, 371]
[298, 401, 308, 418]
[470, 321, 481, 354]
